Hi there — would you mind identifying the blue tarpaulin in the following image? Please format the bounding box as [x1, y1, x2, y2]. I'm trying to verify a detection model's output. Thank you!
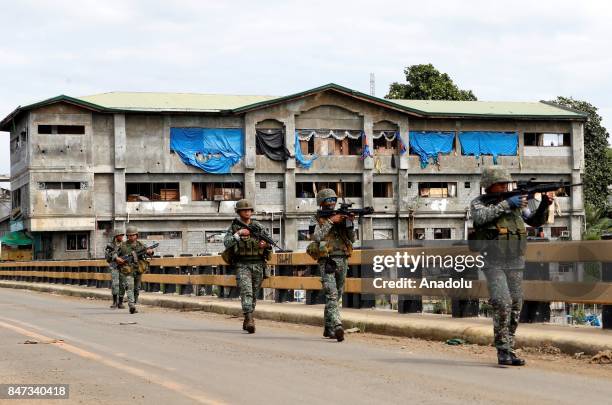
[170, 128, 244, 174]
[409, 131, 455, 168]
[459, 131, 518, 164]
[295, 131, 318, 168]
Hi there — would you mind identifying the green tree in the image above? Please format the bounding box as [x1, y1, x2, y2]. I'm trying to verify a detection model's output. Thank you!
[386, 64, 477, 101]
[548, 97, 612, 210]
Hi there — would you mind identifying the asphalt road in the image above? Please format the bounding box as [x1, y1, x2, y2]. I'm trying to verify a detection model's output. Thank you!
[0, 288, 610, 405]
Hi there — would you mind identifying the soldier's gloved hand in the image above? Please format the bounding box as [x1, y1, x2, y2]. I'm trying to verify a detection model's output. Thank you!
[235, 229, 250, 238]
[506, 195, 527, 209]
[329, 214, 345, 224]
[116, 257, 126, 265]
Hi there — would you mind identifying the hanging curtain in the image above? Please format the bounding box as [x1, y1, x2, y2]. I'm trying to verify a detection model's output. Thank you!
[408, 131, 455, 168]
[296, 129, 362, 141]
[458, 131, 518, 164]
[294, 131, 317, 168]
[255, 129, 291, 161]
[371, 130, 398, 141]
[170, 128, 243, 174]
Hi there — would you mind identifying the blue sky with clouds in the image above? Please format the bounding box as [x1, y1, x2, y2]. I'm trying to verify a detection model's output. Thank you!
[1, 0, 610, 185]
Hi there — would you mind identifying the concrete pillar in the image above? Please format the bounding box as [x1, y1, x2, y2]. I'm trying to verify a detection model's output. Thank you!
[361, 115, 374, 240]
[397, 119, 410, 240]
[570, 122, 585, 240]
[113, 114, 127, 219]
[283, 115, 297, 251]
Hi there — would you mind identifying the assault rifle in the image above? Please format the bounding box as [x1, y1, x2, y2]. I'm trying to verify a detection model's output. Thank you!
[235, 219, 285, 251]
[318, 201, 374, 219]
[480, 181, 581, 204]
[118, 242, 159, 265]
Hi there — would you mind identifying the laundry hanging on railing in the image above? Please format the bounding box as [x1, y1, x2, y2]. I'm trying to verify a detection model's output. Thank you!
[256, 129, 291, 161]
[408, 131, 455, 168]
[296, 129, 363, 141]
[361, 132, 373, 160]
[294, 131, 317, 168]
[458, 131, 518, 164]
[170, 128, 244, 174]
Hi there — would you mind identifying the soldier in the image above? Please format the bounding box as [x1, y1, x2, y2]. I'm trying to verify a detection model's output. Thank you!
[115, 225, 154, 314]
[223, 199, 271, 334]
[470, 166, 553, 366]
[308, 188, 356, 342]
[105, 228, 125, 309]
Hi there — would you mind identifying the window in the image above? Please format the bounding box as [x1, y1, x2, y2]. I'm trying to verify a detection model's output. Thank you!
[298, 230, 310, 241]
[558, 263, 573, 273]
[126, 182, 180, 201]
[295, 182, 362, 198]
[413, 228, 425, 240]
[524, 133, 571, 147]
[433, 228, 451, 240]
[373, 137, 398, 153]
[277, 181, 284, 189]
[374, 229, 394, 240]
[67, 233, 88, 251]
[205, 231, 225, 244]
[260, 182, 267, 189]
[300, 138, 315, 155]
[464, 182, 471, 189]
[38, 182, 86, 190]
[11, 188, 21, 209]
[96, 221, 112, 231]
[373, 182, 393, 198]
[191, 182, 242, 201]
[38, 124, 85, 135]
[551, 226, 569, 238]
[418, 182, 456, 198]
[139, 231, 182, 240]
[408, 182, 412, 188]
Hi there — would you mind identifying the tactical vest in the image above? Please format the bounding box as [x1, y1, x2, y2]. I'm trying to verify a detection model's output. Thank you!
[474, 203, 527, 257]
[316, 215, 353, 257]
[229, 221, 267, 261]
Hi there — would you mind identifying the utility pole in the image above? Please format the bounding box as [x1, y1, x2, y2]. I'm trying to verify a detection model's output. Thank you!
[369, 73, 375, 96]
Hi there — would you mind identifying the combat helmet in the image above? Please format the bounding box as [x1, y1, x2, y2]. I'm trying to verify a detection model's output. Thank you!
[316, 188, 337, 205]
[113, 228, 125, 238]
[481, 166, 512, 190]
[235, 199, 254, 212]
[125, 225, 138, 236]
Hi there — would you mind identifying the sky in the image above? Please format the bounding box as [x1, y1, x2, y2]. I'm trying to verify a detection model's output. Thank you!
[1, 0, 611, 186]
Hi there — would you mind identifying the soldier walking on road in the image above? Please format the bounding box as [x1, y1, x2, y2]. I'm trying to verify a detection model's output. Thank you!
[307, 189, 356, 342]
[471, 167, 553, 366]
[105, 228, 125, 309]
[223, 199, 272, 334]
[115, 226, 154, 314]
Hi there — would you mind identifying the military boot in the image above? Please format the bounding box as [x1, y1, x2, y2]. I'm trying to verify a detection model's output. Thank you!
[334, 325, 344, 342]
[117, 296, 125, 309]
[129, 304, 138, 314]
[243, 314, 248, 331]
[323, 327, 334, 338]
[110, 294, 118, 309]
[497, 349, 525, 366]
[245, 312, 255, 334]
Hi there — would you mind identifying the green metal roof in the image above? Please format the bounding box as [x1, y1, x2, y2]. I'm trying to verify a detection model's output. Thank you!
[1, 83, 587, 130]
[77, 92, 278, 112]
[389, 99, 586, 118]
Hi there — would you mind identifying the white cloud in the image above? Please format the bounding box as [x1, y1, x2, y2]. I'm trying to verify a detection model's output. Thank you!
[1, 0, 611, 176]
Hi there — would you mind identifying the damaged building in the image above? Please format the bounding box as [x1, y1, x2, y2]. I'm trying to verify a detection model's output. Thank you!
[1, 83, 585, 260]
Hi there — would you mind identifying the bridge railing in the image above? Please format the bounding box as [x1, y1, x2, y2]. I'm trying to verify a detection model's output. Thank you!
[1, 240, 611, 321]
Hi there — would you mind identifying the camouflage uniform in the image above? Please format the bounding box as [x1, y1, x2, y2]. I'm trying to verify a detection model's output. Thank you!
[309, 213, 356, 336]
[471, 167, 549, 360]
[223, 218, 271, 323]
[105, 239, 124, 296]
[105, 231, 125, 309]
[117, 239, 148, 312]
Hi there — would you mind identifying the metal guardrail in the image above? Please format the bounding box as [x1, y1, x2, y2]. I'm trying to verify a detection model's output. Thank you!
[0, 240, 611, 305]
